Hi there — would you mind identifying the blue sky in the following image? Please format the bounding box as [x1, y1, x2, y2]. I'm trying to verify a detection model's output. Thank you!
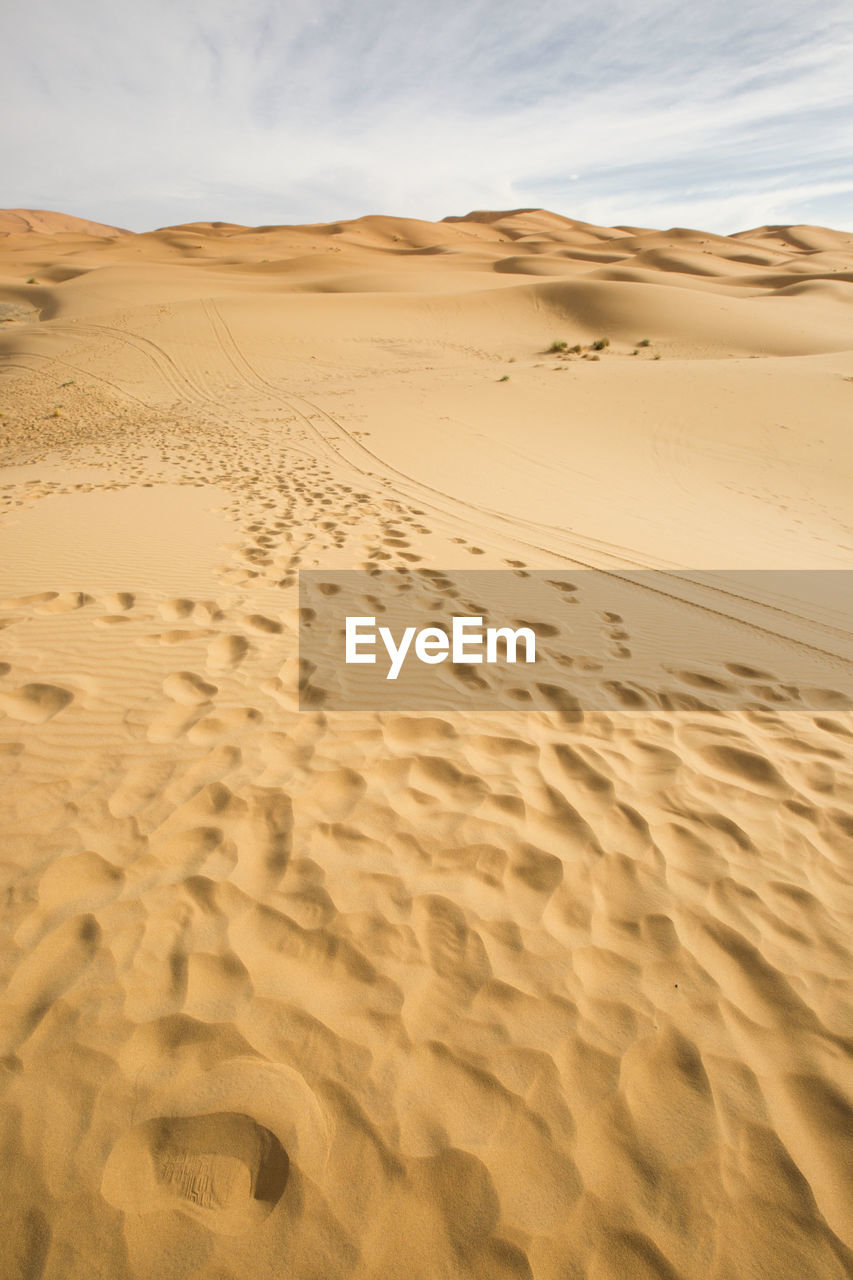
[2, 0, 852, 232]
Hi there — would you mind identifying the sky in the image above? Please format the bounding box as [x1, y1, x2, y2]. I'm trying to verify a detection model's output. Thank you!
[2, 0, 852, 233]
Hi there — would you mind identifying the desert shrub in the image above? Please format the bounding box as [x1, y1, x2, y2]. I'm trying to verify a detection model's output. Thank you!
[590, 337, 610, 351]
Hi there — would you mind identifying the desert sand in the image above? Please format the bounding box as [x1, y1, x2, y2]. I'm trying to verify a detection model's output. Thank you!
[1, 206, 852, 1279]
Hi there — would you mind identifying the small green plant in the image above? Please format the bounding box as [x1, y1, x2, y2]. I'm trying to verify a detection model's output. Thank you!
[499, 374, 510, 382]
[59, 380, 75, 387]
[653, 353, 662, 360]
[27, 277, 36, 284]
[590, 337, 610, 351]
[547, 340, 568, 353]
[637, 338, 651, 347]
[632, 349, 639, 356]
[569, 343, 582, 354]
[590, 353, 600, 361]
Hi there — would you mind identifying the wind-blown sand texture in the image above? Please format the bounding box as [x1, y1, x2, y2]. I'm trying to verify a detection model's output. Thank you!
[1, 206, 852, 1279]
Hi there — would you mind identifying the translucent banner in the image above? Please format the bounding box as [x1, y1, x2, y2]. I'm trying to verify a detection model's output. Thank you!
[298, 569, 853, 713]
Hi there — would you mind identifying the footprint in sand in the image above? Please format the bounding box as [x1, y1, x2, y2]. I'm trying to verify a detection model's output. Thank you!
[674, 670, 736, 694]
[187, 707, 263, 746]
[0, 591, 58, 609]
[163, 746, 242, 809]
[192, 601, 223, 625]
[101, 1112, 290, 1235]
[163, 671, 219, 706]
[207, 633, 251, 672]
[155, 628, 216, 646]
[238, 613, 283, 636]
[101, 592, 135, 613]
[600, 680, 648, 709]
[0, 683, 74, 723]
[159, 598, 196, 621]
[725, 662, 774, 680]
[146, 825, 230, 876]
[108, 758, 178, 817]
[35, 591, 93, 614]
[2, 913, 100, 1056]
[296, 766, 366, 823]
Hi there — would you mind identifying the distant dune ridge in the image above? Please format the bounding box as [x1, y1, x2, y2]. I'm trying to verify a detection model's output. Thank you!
[2, 204, 851, 357]
[0, 208, 131, 237]
[1, 206, 853, 1280]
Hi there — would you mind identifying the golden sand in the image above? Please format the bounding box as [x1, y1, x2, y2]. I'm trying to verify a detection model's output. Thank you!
[1, 207, 852, 1279]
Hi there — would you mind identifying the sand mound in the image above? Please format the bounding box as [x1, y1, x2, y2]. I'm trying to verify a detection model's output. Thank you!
[735, 224, 853, 254]
[0, 208, 130, 237]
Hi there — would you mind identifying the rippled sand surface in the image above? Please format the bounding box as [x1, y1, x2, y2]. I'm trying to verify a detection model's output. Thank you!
[1, 206, 852, 1279]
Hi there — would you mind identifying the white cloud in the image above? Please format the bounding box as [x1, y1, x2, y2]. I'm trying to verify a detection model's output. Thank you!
[1, 0, 851, 231]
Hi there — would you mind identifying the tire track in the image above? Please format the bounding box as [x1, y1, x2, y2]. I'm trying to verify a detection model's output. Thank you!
[0, 352, 152, 406]
[41, 322, 217, 406]
[201, 298, 853, 669]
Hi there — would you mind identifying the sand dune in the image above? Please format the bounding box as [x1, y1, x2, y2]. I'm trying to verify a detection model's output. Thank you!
[0, 208, 131, 238]
[1, 207, 853, 1280]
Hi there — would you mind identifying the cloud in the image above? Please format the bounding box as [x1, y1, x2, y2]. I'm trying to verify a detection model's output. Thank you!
[2, 0, 851, 231]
